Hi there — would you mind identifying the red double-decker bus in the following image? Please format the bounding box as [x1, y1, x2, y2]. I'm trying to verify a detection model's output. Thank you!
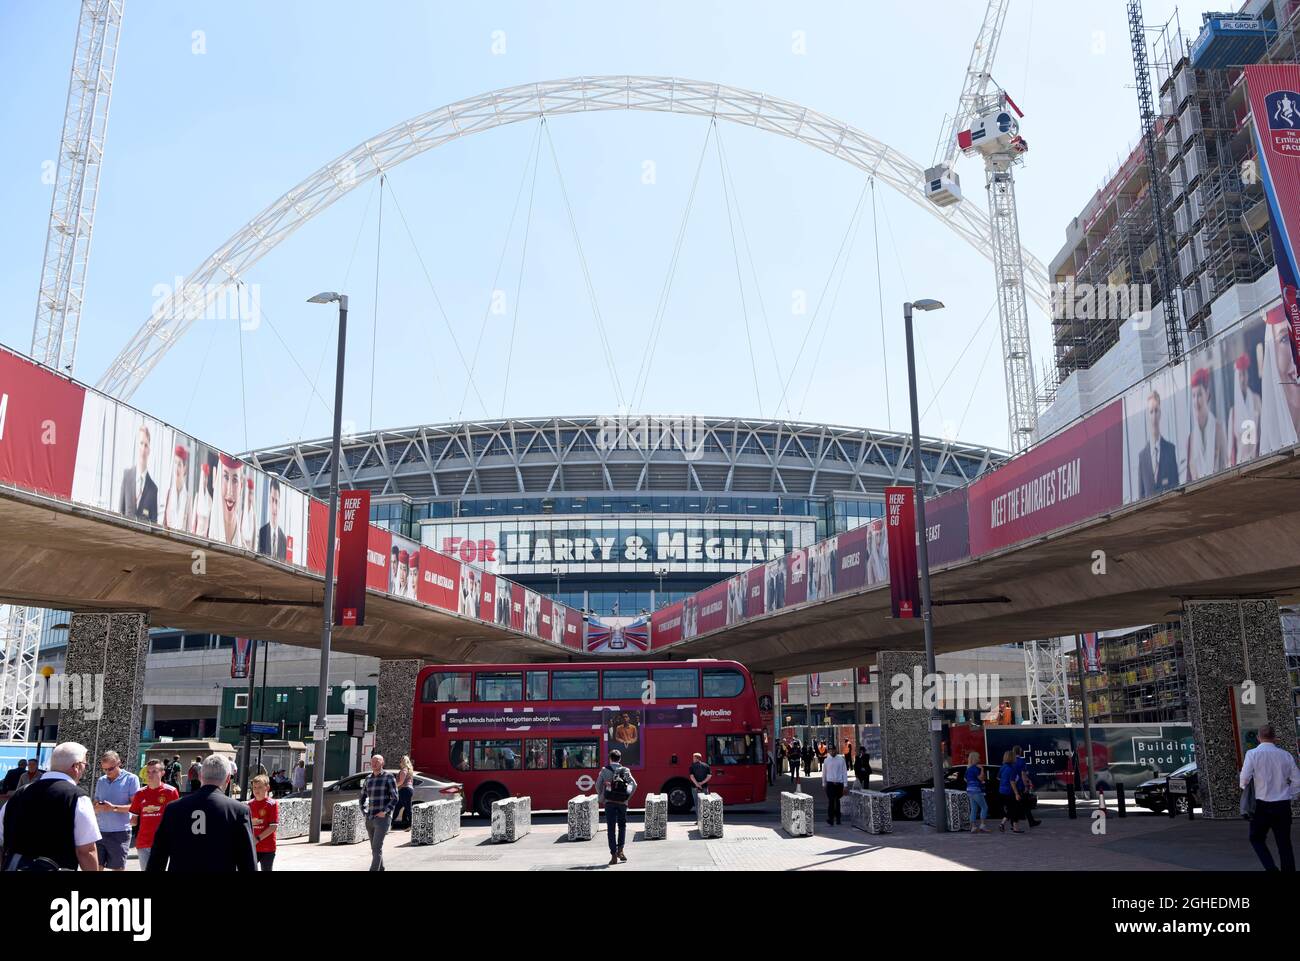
[411, 659, 769, 816]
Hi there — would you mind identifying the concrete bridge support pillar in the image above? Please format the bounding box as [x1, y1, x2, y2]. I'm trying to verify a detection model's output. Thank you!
[1181, 599, 1299, 819]
[877, 650, 930, 788]
[58, 612, 150, 789]
[375, 658, 422, 764]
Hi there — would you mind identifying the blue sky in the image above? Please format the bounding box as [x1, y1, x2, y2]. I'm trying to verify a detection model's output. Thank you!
[0, 0, 1203, 455]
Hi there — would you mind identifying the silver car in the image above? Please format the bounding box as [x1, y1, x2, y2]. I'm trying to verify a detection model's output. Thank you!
[286, 770, 462, 826]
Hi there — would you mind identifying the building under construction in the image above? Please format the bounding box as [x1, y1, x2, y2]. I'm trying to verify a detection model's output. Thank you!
[1043, 2, 1299, 423]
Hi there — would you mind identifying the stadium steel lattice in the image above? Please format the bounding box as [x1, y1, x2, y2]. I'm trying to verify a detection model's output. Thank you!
[245, 416, 1003, 502]
[95, 75, 1053, 402]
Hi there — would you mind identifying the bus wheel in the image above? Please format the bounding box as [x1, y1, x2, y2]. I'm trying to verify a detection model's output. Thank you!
[663, 780, 693, 815]
[474, 783, 508, 818]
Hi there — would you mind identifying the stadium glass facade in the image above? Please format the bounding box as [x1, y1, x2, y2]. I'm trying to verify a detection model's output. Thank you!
[249, 416, 1003, 617]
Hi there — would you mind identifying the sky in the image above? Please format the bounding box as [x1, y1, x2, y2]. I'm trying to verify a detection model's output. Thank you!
[0, 0, 1209, 457]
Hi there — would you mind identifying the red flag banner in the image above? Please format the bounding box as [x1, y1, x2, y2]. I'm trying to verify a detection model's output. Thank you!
[885, 486, 920, 618]
[333, 490, 370, 626]
[231, 637, 255, 679]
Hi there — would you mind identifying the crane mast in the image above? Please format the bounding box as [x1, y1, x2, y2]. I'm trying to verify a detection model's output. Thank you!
[0, 0, 123, 743]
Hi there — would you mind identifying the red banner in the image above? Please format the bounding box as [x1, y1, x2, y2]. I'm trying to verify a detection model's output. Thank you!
[744, 567, 765, 618]
[885, 486, 920, 618]
[969, 401, 1123, 556]
[695, 581, 728, 635]
[924, 487, 970, 567]
[0, 348, 84, 498]
[836, 524, 870, 593]
[1245, 64, 1300, 373]
[651, 600, 684, 648]
[333, 490, 370, 626]
[785, 548, 808, 606]
[416, 546, 460, 611]
[366, 524, 391, 593]
[230, 637, 255, 679]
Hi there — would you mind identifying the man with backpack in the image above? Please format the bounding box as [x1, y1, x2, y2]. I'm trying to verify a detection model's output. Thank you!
[593, 748, 637, 866]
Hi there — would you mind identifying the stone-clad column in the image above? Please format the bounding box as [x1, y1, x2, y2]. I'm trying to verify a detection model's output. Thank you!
[1182, 599, 1300, 819]
[374, 659, 422, 764]
[877, 650, 929, 788]
[58, 612, 149, 789]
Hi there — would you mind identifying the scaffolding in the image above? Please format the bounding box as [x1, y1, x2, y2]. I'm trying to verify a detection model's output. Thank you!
[1076, 624, 1187, 724]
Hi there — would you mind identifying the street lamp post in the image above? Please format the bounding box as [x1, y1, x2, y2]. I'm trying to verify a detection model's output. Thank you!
[903, 298, 949, 831]
[306, 291, 348, 844]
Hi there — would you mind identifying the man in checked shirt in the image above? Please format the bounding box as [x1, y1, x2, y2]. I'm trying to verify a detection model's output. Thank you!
[360, 754, 398, 871]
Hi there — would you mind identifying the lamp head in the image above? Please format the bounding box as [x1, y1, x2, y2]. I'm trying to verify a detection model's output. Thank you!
[912, 299, 945, 312]
[307, 291, 345, 306]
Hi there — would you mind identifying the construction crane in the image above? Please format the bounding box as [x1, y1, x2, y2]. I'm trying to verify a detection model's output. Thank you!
[924, 0, 1071, 723]
[0, 0, 123, 743]
[923, 0, 1038, 455]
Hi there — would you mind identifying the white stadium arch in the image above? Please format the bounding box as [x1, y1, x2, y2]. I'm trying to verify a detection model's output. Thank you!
[96, 75, 1050, 400]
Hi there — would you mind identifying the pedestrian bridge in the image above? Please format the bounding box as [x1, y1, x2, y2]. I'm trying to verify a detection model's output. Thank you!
[3, 297, 1300, 676]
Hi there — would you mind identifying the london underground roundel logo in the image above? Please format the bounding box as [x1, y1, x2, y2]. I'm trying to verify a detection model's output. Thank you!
[576, 774, 594, 792]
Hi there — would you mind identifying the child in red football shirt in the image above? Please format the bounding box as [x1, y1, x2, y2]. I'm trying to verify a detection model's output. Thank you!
[129, 759, 179, 870]
[248, 774, 279, 871]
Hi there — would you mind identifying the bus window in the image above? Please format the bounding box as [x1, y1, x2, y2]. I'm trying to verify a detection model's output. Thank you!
[449, 740, 470, 772]
[422, 672, 471, 703]
[652, 668, 698, 698]
[706, 734, 765, 765]
[474, 740, 523, 771]
[703, 668, 745, 698]
[476, 672, 523, 702]
[525, 671, 549, 700]
[602, 670, 647, 700]
[525, 739, 549, 769]
[553, 739, 599, 769]
[551, 671, 599, 700]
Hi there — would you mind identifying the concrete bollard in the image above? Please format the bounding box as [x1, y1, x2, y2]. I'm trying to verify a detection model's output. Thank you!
[643, 793, 668, 840]
[410, 798, 462, 846]
[275, 798, 311, 840]
[567, 794, 598, 841]
[696, 793, 724, 838]
[329, 800, 366, 845]
[922, 788, 971, 832]
[780, 791, 814, 837]
[490, 796, 531, 843]
[848, 789, 893, 835]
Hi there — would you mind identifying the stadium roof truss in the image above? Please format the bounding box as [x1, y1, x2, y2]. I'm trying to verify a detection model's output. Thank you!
[246, 416, 1003, 503]
[95, 75, 1052, 401]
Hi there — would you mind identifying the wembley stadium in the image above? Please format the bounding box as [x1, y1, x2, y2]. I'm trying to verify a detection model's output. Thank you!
[248, 415, 1005, 618]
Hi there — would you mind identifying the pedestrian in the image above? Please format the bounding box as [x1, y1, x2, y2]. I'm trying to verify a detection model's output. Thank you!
[802, 742, 815, 776]
[226, 757, 238, 797]
[360, 754, 397, 872]
[128, 759, 178, 870]
[247, 774, 278, 871]
[393, 755, 416, 830]
[1013, 746, 1041, 827]
[854, 746, 872, 790]
[965, 752, 990, 834]
[17, 759, 41, 789]
[817, 741, 828, 771]
[187, 756, 202, 795]
[593, 748, 637, 865]
[843, 739, 854, 768]
[998, 750, 1024, 834]
[1, 759, 26, 796]
[822, 743, 848, 825]
[292, 759, 306, 793]
[92, 750, 140, 872]
[146, 755, 256, 872]
[169, 755, 182, 789]
[788, 740, 802, 781]
[689, 752, 712, 808]
[0, 741, 100, 871]
[1240, 723, 1299, 872]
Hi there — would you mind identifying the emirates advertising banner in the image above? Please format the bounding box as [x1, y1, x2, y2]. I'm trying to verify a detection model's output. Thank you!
[333, 490, 371, 626]
[0, 348, 84, 498]
[885, 486, 919, 619]
[1246, 64, 1300, 374]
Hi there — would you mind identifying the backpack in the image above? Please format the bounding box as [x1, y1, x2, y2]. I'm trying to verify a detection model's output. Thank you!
[603, 764, 630, 804]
